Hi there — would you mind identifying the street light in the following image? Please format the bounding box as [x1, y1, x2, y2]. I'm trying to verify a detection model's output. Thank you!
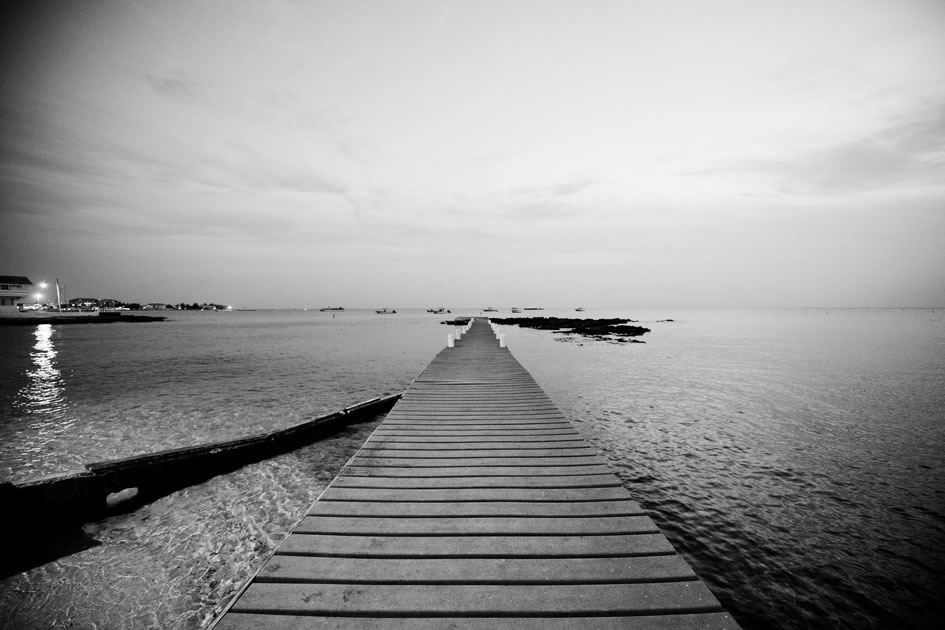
[37, 280, 62, 312]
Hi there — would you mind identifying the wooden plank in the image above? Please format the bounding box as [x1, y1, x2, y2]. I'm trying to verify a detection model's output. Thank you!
[216, 612, 742, 630]
[380, 423, 573, 429]
[277, 533, 677, 558]
[341, 465, 615, 477]
[361, 440, 588, 449]
[366, 434, 583, 442]
[330, 474, 622, 489]
[370, 428, 581, 436]
[348, 457, 606, 467]
[353, 448, 599, 458]
[307, 500, 643, 518]
[294, 515, 659, 535]
[231, 582, 722, 615]
[256, 555, 696, 584]
[319, 486, 631, 501]
[383, 419, 570, 424]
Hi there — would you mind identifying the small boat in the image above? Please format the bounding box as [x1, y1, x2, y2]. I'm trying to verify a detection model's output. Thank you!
[319, 306, 344, 311]
[483, 307, 498, 312]
[426, 307, 448, 314]
[524, 307, 543, 311]
[375, 308, 397, 314]
[511, 307, 522, 313]
[575, 307, 585, 312]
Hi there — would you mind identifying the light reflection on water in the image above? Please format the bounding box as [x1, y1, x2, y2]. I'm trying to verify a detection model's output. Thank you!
[3, 324, 79, 477]
[16, 324, 66, 415]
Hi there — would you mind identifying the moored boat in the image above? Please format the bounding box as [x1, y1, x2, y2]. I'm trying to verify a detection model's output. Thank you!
[375, 308, 397, 314]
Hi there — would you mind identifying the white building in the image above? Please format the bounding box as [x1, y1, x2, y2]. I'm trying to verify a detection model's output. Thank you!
[0, 275, 34, 315]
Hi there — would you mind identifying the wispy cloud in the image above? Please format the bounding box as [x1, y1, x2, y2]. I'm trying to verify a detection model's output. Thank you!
[497, 177, 597, 222]
[145, 72, 201, 102]
[688, 104, 945, 196]
[511, 177, 596, 200]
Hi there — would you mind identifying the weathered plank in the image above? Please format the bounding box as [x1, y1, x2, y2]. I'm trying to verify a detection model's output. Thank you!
[231, 582, 722, 615]
[294, 515, 659, 535]
[318, 486, 630, 501]
[216, 613, 741, 630]
[276, 533, 678, 558]
[255, 555, 696, 584]
[365, 434, 584, 442]
[341, 465, 615, 477]
[353, 448, 599, 458]
[330, 474, 622, 488]
[307, 500, 644, 518]
[349, 456, 606, 467]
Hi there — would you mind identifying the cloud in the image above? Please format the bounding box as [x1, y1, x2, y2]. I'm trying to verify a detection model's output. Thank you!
[550, 177, 596, 197]
[511, 177, 596, 200]
[687, 104, 945, 196]
[495, 176, 597, 222]
[271, 170, 347, 195]
[0, 103, 102, 181]
[501, 200, 586, 223]
[145, 72, 201, 102]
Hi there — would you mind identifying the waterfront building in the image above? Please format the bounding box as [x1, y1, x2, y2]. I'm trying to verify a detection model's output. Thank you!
[0, 275, 34, 314]
[68, 297, 101, 310]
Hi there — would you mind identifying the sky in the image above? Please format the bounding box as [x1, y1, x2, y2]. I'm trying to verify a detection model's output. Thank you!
[1, 0, 943, 309]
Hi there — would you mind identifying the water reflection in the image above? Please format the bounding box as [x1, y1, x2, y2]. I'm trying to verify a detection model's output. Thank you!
[16, 324, 66, 415]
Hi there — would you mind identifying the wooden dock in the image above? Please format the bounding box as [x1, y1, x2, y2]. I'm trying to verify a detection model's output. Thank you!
[214, 319, 740, 629]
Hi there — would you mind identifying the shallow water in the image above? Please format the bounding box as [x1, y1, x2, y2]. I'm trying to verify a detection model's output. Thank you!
[0, 310, 443, 481]
[505, 308, 945, 629]
[1, 308, 943, 629]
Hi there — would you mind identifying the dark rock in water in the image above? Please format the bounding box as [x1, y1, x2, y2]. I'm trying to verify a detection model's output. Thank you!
[487, 317, 650, 342]
[440, 317, 472, 326]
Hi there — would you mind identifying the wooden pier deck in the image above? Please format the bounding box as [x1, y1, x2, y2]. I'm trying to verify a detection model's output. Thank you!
[215, 318, 740, 629]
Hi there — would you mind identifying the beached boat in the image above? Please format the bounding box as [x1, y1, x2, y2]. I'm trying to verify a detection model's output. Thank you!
[319, 306, 344, 311]
[483, 307, 498, 312]
[524, 307, 544, 310]
[375, 308, 397, 314]
[575, 307, 585, 312]
[511, 307, 522, 313]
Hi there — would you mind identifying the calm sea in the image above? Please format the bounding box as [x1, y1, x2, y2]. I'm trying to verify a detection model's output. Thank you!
[0, 308, 942, 628]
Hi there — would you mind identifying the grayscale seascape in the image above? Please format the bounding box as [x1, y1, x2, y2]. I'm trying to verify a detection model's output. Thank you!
[2, 1, 943, 627]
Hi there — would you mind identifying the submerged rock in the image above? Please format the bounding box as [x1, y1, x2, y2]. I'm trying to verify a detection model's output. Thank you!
[486, 317, 650, 342]
[440, 317, 472, 326]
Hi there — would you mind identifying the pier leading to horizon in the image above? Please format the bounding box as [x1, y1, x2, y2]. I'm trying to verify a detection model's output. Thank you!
[214, 318, 740, 628]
